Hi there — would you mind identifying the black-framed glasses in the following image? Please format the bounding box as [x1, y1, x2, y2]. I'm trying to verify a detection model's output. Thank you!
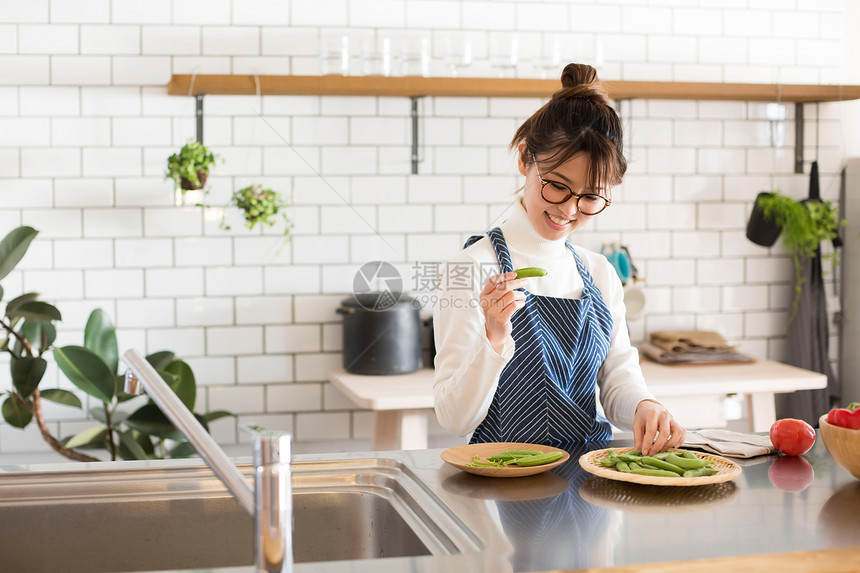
[532, 159, 611, 215]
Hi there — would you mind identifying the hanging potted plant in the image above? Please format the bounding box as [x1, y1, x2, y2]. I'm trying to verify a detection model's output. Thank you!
[754, 191, 841, 323]
[225, 184, 293, 238]
[165, 140, 218, 204]
[746, 191, 783, 247]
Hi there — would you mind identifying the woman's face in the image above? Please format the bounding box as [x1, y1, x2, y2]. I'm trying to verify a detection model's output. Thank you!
[517, 143, 605, 241]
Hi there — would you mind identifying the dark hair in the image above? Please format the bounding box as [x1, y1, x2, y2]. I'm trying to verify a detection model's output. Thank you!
[510, 63, 625, 194]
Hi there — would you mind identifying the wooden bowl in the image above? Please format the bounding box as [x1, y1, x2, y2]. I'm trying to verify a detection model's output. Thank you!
[819, 414, 860, 480]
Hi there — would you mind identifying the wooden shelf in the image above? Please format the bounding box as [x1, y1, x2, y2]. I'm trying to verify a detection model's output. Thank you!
[167, 74, 860, 103]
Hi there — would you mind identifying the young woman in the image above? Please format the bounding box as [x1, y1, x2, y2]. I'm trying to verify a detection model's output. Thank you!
[433, 63, 685, 455]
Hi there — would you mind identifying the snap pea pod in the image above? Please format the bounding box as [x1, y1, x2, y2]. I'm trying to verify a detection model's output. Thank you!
[597, 449, 720, 480]
[467, 456, 501, 467]
[515, 451, 564, 466]
[631, 468, 679, 478]
[638, 456, 686, 475]
[665, 452, 706, 470]
[514, 267, 548, 279]
[487, 449, 543, 462]
[683, 467, 719, 478]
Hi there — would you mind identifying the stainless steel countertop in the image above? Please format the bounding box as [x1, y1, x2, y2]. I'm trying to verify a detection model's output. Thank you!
[2, 436, 858, 573]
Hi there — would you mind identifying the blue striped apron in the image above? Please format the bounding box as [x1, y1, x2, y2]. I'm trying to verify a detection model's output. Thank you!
[466, 227, 614, 447]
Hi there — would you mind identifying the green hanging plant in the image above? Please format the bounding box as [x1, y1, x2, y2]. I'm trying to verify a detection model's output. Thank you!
[757, 191, 842, 323]
[165, 140, 218, 191]
[225, 184, 293, 237]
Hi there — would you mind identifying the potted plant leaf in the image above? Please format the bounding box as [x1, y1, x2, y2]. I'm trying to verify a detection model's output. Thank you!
[165, 140, 218, 203]
[0, 226, 233, 462]
[752, 191, 841, 323]
[225, 184, 293, 238]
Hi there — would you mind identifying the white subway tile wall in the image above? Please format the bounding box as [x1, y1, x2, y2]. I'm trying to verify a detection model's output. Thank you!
[0, 0, 850, 455]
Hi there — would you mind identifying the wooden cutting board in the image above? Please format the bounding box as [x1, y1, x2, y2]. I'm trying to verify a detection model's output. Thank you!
[545, 546, 860, 572]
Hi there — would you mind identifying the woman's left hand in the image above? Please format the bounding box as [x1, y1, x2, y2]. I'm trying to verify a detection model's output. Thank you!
[633, 400, 686, 456]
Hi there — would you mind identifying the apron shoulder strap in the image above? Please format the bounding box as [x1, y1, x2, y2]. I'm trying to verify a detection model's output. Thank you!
[462, 228, 514, 274]
[463, 234, 484, 249]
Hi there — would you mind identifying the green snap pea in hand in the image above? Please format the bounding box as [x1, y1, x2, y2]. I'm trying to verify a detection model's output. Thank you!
[514, 267, 548, 279]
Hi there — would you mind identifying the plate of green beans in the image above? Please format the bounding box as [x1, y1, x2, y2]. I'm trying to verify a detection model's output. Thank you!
[579, 447, 742, 486]
[441, 442, 570, 477]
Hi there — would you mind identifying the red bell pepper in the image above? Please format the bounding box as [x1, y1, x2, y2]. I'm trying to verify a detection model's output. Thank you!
[826, 402, 860, 430]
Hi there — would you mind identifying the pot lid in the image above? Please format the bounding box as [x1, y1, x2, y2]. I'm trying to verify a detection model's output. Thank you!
[341, 292, 416, 311]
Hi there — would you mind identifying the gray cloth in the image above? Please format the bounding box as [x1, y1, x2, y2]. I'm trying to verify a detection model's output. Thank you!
[776, 249, 838, 426]
[775, 161, 840, 427]
[683, 429, 776, 458]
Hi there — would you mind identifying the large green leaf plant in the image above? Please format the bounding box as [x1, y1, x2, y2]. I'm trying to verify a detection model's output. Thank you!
[0, 226, 232, 462]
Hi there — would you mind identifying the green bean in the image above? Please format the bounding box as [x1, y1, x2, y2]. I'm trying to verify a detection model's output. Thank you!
[514, 451, 564, 466]
[466, 456, 501, 467]
[631, 468, 679, 478]
[514, 267, 548, 279]
[665, 453, 706, 470]
[487, 449, 543, 462]
[683, 467, 719, 478]
[639, 456, 686, 475]
[597, 449, 719, 480]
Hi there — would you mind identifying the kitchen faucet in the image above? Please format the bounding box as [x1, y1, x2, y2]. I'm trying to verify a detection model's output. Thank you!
[122, 349, 293, 573]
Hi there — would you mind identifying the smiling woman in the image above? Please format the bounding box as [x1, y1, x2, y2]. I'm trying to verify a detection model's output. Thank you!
[432, 63, 685, 454]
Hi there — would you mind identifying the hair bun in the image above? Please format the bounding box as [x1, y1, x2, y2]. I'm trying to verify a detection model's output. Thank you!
[556, 63, 609, 105]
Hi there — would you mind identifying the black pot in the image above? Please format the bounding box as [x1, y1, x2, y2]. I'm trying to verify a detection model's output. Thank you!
[424, 317, 436, 366]
[337, 293, 421, 375]
[746, 191, 782, 247]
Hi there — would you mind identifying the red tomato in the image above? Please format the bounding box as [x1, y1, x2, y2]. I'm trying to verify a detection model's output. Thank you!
[769, 418, 816, 456]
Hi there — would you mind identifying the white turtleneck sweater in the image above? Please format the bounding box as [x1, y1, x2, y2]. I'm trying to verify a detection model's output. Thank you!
[432, 199, 656, 437]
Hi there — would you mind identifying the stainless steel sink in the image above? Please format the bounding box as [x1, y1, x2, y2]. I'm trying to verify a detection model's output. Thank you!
[0, 458, 479, 573]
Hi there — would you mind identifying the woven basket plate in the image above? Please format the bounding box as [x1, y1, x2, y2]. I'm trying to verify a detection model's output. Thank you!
[441, 442, 570, 478]
[579, 447, 742, 487]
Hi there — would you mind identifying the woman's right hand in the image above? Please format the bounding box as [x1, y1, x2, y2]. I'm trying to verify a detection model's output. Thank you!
[480, 271, 527, 354]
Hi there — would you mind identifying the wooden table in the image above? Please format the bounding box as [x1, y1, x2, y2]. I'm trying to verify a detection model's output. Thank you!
[328, 368, 436, 451]
[640, 359, 827, 432]
[329, 359, 827, 450]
